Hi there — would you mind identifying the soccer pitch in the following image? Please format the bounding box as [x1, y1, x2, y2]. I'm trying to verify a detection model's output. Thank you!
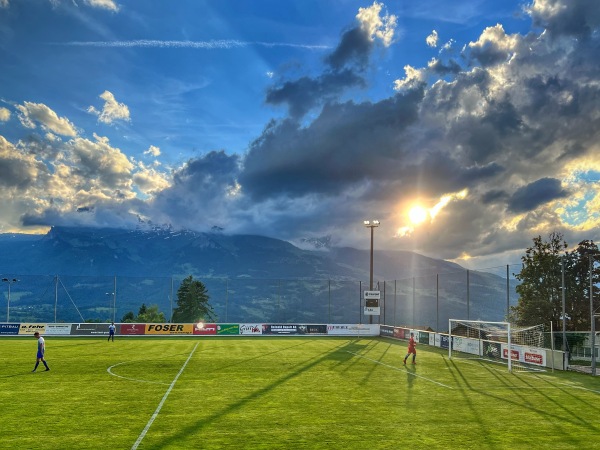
[2, 336, 599, 449]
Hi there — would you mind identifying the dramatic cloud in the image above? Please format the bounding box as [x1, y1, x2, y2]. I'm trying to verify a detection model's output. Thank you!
[2, 0, 600, 267]
[87, 91, 130, 125]
[16, 102, 78, 136]
[508, 178, 570, 213]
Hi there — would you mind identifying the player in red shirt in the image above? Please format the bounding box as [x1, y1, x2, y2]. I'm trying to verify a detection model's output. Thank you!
[403, 332, 417, 365]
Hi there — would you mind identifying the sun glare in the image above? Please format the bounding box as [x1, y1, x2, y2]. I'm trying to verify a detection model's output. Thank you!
[408, 206, 428, 224]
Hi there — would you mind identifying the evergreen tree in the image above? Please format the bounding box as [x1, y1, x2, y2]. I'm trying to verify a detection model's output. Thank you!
[172, 276, 216, 323]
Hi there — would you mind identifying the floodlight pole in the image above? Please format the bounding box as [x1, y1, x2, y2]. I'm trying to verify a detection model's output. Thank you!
[364, 220, 380, 325]
[2, 278, 19, 322]
[590, 255, 597, 376]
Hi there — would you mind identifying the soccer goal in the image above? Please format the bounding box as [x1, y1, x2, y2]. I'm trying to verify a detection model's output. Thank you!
[448, 319, 546, 372]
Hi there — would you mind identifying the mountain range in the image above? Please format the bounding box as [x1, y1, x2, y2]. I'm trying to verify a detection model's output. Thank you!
[0, 226, 518, 328]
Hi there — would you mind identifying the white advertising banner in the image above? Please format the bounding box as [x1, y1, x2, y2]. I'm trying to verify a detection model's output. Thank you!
[501, 344, 547, 366]
[45, 324, 72, 335]
[239, 324, 263, 335]
[452, 336, 481, 355]
[327, 324, 379, 336]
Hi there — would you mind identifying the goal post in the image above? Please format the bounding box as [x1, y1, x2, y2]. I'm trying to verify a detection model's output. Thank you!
[448, 319, 546, 372]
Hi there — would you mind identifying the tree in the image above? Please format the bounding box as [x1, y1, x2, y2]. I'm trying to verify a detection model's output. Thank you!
[136, 304, 167, 323]
[564, 240, 600, 330]
[512, 233, 600, 331]
[121, 311, 135, 323]
[511, 232, 566, 328]
[121, 305, 167, 323]
[172, 276, 216, 323]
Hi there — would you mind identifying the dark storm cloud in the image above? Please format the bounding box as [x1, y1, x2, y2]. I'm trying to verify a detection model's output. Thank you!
[242, 89, 424, 200]
[265, 24, 376, 120]
[508, 178, 570, 213]
[147, 150, 242, 230]
[265, 69, 366, 119]
[467, 39, 511, 67]
[428, 58, 462, 76]
[325, 26, 373, 70]
[529, 0, 600, 39]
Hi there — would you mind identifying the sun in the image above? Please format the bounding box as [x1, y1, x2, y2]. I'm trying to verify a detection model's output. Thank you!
[408, 206, 428, 224]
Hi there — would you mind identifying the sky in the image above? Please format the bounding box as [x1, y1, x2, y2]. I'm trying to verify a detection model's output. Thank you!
[0, 0, 599, 270]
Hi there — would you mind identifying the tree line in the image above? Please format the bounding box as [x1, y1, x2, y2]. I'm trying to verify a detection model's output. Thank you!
[120, 275, 216, 323]
[511, 232, 600, 331]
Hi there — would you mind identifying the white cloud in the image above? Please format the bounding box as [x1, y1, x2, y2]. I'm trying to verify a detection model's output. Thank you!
[88, 90, 131, 125]
[16, 102, 78, 136]
[144, 145, 161, 157]
[84, 0, 119, 12]
[356, 1, 397, 47]
[426, 30, 439, 48]
[0, 107, 10, 121]
[393, 65, 426, 91]
[0, 0, 8, 9]
[133, 162, 170, 195]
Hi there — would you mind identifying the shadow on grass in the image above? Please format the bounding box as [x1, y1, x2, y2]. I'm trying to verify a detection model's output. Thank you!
[445, 357, 600, 446]
[142, 339, 372, 448]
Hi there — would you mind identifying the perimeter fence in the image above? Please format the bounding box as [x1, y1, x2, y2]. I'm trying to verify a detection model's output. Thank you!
[0, 264, 525, 329]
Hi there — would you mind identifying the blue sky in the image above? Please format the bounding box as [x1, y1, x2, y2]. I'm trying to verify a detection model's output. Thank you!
[0, 0, 599, 269]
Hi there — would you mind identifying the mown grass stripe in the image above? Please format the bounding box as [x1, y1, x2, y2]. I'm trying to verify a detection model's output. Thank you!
[131, 342, 199, 450]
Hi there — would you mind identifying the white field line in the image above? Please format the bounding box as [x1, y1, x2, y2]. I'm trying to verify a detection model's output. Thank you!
[346, 350, 454, 390]
[107, 361, 170, 385]
[452, 359, 600, 394]
[131, 343, 199, 450]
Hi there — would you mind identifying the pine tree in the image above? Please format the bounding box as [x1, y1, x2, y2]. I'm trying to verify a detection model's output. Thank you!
[172, 276, 216, 323]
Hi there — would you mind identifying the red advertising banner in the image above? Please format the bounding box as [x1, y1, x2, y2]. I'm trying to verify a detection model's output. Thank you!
[193, 323, 217, 335]
[119, 324, 146, 335]
[394, 328, 406, 339]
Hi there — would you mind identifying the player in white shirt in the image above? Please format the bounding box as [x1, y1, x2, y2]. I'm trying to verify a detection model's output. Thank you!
[32, 332, 50, 372]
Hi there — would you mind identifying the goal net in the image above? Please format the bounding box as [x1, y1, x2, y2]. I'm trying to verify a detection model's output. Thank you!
[448, 319, 546, 372]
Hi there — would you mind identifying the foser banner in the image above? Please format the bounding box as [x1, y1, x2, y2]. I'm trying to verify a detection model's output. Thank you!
[145, 324, 193, 335]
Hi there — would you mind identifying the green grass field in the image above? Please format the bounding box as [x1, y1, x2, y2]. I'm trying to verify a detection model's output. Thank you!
[1, 336, 599, 449]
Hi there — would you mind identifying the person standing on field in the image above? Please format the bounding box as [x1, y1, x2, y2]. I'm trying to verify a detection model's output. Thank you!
[108, 322, 116, 342]
[403, 332, 417, 365]
[32, 331, 50, 372]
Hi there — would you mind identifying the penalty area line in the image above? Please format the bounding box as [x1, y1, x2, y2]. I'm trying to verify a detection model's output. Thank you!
[346, 351, 453, 390]
[131, 342, 199, 450]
